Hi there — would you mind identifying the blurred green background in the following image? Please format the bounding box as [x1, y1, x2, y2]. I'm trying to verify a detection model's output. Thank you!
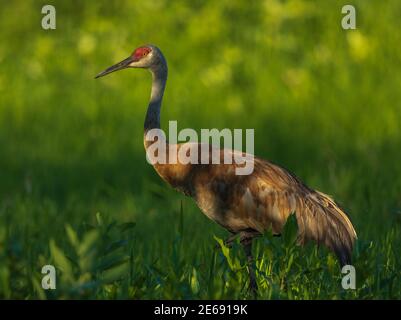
[0, 0, 400, 299]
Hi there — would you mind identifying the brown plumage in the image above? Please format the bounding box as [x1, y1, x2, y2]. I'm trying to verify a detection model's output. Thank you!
[96, 44, 357, 291]
[152, 144, 356, 266]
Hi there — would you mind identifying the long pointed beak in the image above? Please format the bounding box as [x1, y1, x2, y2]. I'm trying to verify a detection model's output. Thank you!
[95, 56, 134, 79]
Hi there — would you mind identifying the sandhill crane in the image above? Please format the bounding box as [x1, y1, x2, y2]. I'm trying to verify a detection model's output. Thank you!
[95, 45, 357, 292]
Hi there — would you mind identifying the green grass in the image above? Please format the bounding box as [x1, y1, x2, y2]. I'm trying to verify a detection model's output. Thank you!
[0, 0, 401, 299]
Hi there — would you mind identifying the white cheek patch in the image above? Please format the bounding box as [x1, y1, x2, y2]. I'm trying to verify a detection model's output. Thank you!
[129, 52, 153, 67]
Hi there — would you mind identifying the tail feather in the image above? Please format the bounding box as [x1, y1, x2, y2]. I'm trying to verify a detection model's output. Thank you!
[295, 191, 357, 266]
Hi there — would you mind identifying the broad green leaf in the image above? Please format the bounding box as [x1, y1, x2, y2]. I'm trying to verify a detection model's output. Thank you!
[214, 235, 234, 270]
[65, 224, 79, 249]
[96, 212, 103, 226]
[50, 239, 74, 283]
[102, 261, 130, 283]
[78, 230, 99, 257]
[190, 267, 200, 294]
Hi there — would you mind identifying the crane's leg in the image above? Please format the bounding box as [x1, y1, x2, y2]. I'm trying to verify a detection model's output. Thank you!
[216, 230, 259, 295]
[240, 233, 258, 295]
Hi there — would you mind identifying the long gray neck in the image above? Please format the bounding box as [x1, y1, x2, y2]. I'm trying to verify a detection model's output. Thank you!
[144, 63, 168, 133]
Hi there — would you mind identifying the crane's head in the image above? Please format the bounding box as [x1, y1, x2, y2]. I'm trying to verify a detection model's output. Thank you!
[95, 45, 165, 79]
